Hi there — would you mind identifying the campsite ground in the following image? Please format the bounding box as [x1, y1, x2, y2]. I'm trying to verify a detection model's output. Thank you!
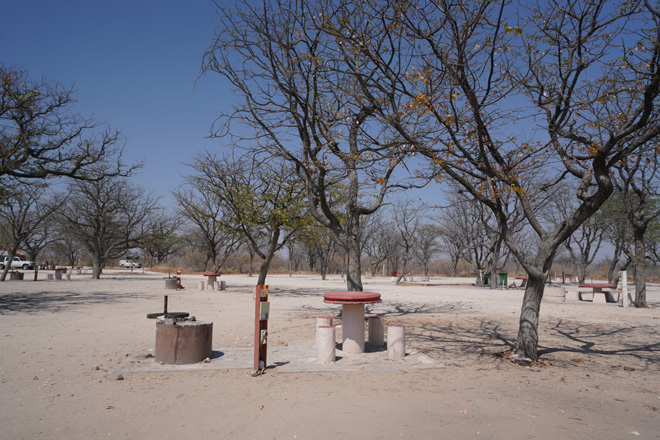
[0, 271, 658, 439]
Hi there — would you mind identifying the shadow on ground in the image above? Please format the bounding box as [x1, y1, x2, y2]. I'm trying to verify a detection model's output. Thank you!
[400, 315, 660, 372]
[0, 290, 147, 315]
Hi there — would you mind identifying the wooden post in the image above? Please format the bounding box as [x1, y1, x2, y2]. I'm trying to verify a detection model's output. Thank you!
[253, 285, 269, 376]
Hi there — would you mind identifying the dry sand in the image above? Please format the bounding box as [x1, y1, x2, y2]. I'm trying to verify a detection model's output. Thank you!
[1, 270, 659, 439]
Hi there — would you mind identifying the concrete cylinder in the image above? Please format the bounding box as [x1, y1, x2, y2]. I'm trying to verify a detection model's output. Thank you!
[207, 281, 217, 291]
[47, 274, 54, 281]
[165, 279, 177, 289]
[368, 316, 385, 347]
[155, 321, 213, 365]
[387, 324, 405, 360]
[220, 280, 226, 290]
[342, 304, 365, 354]
[316, 325, 336, 363]
[65, 272, 71, 280]
[316, 316, 333, 347]
[198, 280, 206, 290]
[54, 271, 62, 280]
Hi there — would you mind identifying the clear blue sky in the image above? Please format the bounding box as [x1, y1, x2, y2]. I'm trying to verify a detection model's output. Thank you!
[1, 0, 226, 205]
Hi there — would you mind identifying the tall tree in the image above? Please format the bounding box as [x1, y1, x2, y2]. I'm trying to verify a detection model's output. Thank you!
[203, 0, 422, 291]
[333, 0, 660, 360]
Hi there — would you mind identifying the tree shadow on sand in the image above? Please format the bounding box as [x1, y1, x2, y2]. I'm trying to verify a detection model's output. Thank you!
[0, 290, 147, 315]
[402, 316, 660, 372]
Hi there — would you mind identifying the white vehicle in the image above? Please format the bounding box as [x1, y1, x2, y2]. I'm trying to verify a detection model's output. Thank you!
[0, 256, 35, 270]
[119, 260, 141, 269]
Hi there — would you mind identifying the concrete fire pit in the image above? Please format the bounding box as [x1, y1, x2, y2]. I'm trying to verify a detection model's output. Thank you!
[155, 319, 213, 365]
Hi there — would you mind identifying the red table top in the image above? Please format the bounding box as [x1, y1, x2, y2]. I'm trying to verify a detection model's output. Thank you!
[578, 285, 616, 288]
[203, 273, 221, 277]
[323, 291, 382, 304]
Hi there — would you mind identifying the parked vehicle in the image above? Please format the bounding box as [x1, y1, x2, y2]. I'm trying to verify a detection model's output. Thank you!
[0, 256, 35, 270]
[119, 260, 141, 269]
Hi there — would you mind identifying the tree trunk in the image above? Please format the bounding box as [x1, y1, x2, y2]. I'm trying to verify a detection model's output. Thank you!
[92, 258, 103, 279]
[343, 215, 363, 291]
[256, 230, 280, 286]
[514, 274, 546, 361]
[633, 227, 648, 308]
[0, 246, 20, 281]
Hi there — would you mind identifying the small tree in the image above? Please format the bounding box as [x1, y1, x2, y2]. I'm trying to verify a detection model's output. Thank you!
[185, 153, 311, 285]
[0, 184, 62, 280]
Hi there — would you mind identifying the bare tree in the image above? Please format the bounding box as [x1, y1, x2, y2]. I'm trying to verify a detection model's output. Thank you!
[203, 0, 422, 291]
[58, 177, 158, 279]
[0, 65, 135, 185]
[414, 223, 443, 279]
[0, 185, 63, 280]
[615, 146, 660, 307]
[174, 187, 240, 273]
[141, 211, 182, 266]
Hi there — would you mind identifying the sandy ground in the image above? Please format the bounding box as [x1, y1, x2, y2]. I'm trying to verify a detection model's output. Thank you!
[0, 270, 659, 440]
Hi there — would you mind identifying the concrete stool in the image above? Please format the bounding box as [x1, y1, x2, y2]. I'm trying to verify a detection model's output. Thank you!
[316, 325, 336, 363]
[387, 324, 405, 360]
[165, 279, 177, 289]
[198, 280, 206, 290]
[207, 281, 217, 291]
[565, 290, 581, 301]
[368, 316, 385, 347]
[543, 286, 566, 302]
[316, 316, 333, 347]
[155, 321, 213, 365]
[65, 272, 71, 280]
[47, 274, 54, 281]
[220, 280, 226, 290]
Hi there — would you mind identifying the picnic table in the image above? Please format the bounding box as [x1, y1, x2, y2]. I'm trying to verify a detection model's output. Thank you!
[515, 276, 528, 288]
[323, 292, 381, 354]
[203, 273, 221, 283]
[578, 285, 619, 303]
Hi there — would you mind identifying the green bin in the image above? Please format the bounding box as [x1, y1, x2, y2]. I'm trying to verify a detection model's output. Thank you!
[483, 274, 489, 285]
[498, 272, 508, 286]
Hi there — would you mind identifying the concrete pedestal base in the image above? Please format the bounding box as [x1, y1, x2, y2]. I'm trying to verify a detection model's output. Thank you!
[316, 325, 336, 363]
[566, 290, 581, 301]
[368, 316, 385, 347]
[155, 321, 213, 365]
[387, 324, 405, 360]
[543, 286, 566, 302]
[593, 292, 607, 304]
[207, 281, 217, 291]
[342, 304, 365, 354]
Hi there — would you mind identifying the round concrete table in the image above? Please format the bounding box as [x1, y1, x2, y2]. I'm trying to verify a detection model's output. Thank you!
[323, 291, 381, 354]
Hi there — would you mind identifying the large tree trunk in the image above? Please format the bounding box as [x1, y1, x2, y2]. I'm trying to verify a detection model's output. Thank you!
[514, 275, 546, 361]
[92, 257, 103, 280]
[633, 227, 648, 308]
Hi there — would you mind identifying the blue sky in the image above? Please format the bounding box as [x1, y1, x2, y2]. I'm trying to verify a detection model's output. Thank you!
[1, 0, 226, 205]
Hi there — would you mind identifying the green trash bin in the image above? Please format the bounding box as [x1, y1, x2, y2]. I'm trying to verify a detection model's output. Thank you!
[498, 272, 508, 286]
[483, 274, 489, 285]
